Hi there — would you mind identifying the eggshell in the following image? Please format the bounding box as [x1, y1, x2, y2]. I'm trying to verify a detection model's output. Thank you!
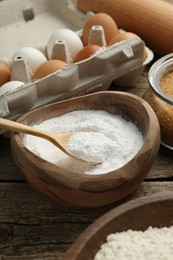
[47, 29, 84, 60]
[108, 32, 140, 45]
[82, 13, 119, 46]
[73, 44, 102, 62]
[0, 60, 11, 87]
[0, 81, 24, 96]
[108, 31, 148, 61]
[32, 60, 67, 80]
[12, 47, 47, 74]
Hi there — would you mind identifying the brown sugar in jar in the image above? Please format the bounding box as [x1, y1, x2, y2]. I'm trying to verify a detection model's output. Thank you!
[160, 70, 173, 99]
[143, 87, 173, 148]
[143, 54, 173, 149]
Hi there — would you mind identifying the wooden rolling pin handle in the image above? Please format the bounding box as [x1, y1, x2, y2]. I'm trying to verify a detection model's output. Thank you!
[77, 0, 173, 56]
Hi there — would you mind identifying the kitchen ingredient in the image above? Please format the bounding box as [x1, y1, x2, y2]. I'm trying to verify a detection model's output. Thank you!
[32, 60, 67, 79]
[73, 44, 102, 62]
[24, 110, 143, 175]
[160, 70, 173, 99]
[12, 47, 47, 74]
[108, 32, 147, 61]
[0, 81, 24, 96]
[144, 54, 173, 148]
[82, 13, 119, 46]
[108, 32, 140, 45]
[143, 87, 173, 147]
[0, 60, 11, 87]
[77, 0, 173, 56]
[94, 226, 173, 260]
[0, 117, 89, 163]
[47, 28, 83, 60]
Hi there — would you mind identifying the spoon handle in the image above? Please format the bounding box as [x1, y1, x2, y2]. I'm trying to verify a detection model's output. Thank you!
[0, 118, 100, 165]
[0, 117, 48, 140]
[0, 117, 71, 154]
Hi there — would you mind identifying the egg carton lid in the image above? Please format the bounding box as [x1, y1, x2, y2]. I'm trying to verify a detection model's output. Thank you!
[0, 0, 153, 127]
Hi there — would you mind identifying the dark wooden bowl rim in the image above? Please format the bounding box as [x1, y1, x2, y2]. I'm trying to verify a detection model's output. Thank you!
[11, 91, 160, 192]
[64, 192, 173, 260]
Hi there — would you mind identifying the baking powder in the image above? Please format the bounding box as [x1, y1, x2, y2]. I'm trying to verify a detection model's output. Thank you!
[24, 110, 143, 175]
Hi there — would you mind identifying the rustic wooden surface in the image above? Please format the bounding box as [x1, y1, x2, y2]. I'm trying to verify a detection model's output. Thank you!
[0, 65, 173, 259]
[1, 0, 173, 258]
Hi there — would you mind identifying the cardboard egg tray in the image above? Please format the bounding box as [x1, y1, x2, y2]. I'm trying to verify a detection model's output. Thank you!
[0, 0, 149, 124]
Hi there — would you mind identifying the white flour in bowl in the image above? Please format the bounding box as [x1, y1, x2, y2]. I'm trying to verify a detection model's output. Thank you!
[94, 226, 173, 260]
[24, 109, 143, 174]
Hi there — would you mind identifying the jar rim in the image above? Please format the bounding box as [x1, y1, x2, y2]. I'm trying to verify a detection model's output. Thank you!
[148, 53, 173, 105]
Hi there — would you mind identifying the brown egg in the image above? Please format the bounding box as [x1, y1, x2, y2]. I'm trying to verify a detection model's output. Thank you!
[108, 31, 147, 61]
[73, 44, 102, 62]
[33, 60, 67, 79]
[108, 32, 140, 45]
[82, 13, 119, 46]
[0, 60, 11, 87]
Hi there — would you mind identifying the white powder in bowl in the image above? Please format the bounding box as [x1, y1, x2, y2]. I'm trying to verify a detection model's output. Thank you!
[24, 110, 143, 175]
[94, 226, 173, 260]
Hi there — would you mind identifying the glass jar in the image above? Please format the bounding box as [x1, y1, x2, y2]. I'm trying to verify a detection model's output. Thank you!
[143, 53, 173, 150]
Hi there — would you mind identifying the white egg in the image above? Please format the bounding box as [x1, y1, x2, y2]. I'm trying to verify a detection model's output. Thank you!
[47, 28, 84, 60]
[12, 47, 47, 74]
[0, 81, 24, 96]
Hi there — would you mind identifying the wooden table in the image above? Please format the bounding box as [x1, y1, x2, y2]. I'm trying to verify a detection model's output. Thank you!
[0, 65, 173, 259]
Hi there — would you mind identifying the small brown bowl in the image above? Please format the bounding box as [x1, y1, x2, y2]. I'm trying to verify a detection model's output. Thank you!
[64, 192, 173, 260]
[11, 91, 160, 208]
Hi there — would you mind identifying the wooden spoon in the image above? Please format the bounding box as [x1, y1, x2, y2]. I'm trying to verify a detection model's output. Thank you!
[0, 117, 98, 165]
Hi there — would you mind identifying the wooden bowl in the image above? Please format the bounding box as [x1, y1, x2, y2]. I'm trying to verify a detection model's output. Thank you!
[64, 192, 173, 259]
[11, 91, 160, 208]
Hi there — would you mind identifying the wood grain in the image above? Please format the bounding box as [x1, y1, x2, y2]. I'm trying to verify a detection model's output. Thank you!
[77, 0, 173, 56]
[65, 192, 173, 260]
[0, 182, 173, 259]
[0, 0, 173, 258]
[9, 90, 160, 208]
[0, 41, 173, 260]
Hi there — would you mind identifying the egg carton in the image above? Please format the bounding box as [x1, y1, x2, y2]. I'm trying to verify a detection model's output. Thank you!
[0, 0, 150, 123]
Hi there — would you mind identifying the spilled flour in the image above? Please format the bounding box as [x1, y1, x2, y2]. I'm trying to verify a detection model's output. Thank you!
[24, 110, 143, 174]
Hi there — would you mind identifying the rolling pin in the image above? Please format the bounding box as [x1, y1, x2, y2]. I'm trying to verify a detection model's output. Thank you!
[77, 0, 173, 56]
